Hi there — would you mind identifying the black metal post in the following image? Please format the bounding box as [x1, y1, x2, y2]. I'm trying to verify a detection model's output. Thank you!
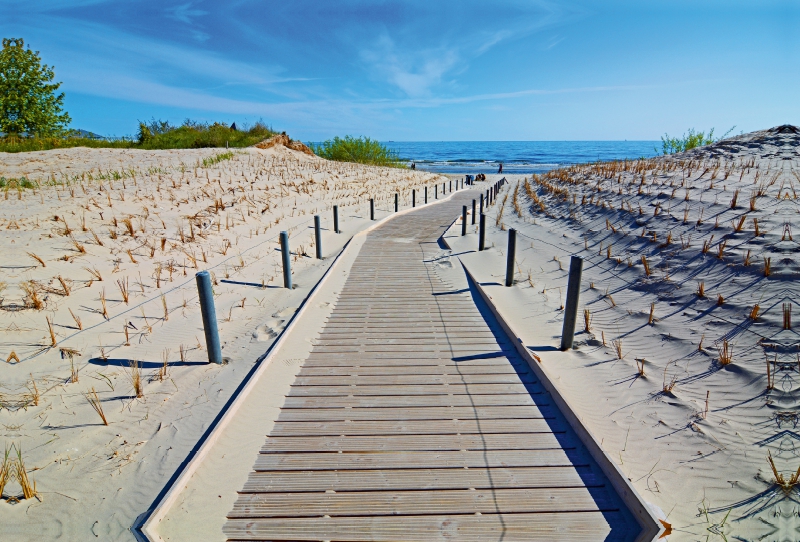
[505, 229, 516, 287]
[395, 193, 399, 212]
[196, 271, 222, 364]
[479, 213, 486, 251]
[412, 189, 416, 207]
[435, 185, 438, 199]
[462, 205, 467, 236]
[560, 256, 584, 351]
[480, 194, 484, 215]
[280, 231, 292, 289]
[425, 186, 428, 204]
[333, 205, 339, 234]
[449, 180, 452, 192]
[370, 198, 374, 220]
[472, 199, 476, 224]
[314, 215, 322, 259]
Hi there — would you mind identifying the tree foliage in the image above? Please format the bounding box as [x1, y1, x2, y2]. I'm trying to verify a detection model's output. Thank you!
[0, 38, 71, 137]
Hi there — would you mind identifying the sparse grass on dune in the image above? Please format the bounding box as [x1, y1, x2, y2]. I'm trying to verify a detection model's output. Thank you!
[311, 136, 405, 168]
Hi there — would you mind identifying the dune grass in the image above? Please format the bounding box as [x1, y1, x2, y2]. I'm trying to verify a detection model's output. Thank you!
[311, 136, 404, 168]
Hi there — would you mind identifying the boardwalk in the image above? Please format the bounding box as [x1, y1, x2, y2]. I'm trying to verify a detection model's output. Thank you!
[223, 195, 644, 541]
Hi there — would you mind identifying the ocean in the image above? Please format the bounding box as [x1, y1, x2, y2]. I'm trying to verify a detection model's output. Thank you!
[383, 141, 661, 175]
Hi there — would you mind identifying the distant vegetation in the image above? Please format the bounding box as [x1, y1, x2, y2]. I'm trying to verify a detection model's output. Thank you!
[660, 127, 736, 155]
[0, 119, 276, 153]
[311, 136, 404, 167]
[135, 119, 275, 149]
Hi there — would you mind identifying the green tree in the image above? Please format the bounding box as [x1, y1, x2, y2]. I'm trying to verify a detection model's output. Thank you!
[0, 38, 71, 137]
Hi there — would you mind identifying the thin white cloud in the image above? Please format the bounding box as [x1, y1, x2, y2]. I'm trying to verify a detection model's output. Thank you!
[168, 3, 208, 25]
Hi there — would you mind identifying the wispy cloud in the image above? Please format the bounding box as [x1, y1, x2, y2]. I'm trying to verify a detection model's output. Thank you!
[167, 2, 208, 24]
[360, 35, 460, 97]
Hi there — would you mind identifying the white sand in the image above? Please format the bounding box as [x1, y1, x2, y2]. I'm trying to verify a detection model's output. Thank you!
[0, 144, 445, 540]
[444, 126, 800, 540]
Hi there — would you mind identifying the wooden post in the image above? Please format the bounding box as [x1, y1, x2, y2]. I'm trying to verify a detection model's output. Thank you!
[196, 271, 222, 364]
[395, 193, 399, 212]
[425, 186, 428, 204]
[435, 185, 438, 199]
[505, 228, 516, 287]
[479, 213, 486, 251]
[333, 205, 339, 234]
[314, 215, 322, 259]
[370, 198, 374, 220]
[412, 189, 416, 207]
[472, 199, 476, 224]
[560, 256, 584, 350]
[280, 231, 292, 289]
[462, 206, 467, 236]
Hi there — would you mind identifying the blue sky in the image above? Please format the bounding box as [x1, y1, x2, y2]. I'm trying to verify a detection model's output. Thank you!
[3, 0, 798, 140]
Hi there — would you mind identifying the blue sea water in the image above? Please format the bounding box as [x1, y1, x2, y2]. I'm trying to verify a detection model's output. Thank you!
[383, 141, 661, 175]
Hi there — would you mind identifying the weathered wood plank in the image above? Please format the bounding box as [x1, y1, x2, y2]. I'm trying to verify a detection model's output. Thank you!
[275, 405, 554, 422]
[252, 449, 583, 471]
[228, 487, 618, 518]
[240, 465, 602, 493]
[223, 512, 624, 541]
[260, 433, 566, 453]
[287, 383, 540, 396]
[268, 418, 562, 436]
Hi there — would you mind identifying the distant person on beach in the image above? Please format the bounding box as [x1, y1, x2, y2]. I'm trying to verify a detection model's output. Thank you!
[498, 163, 503, 174]
[411, 162, 415, 170]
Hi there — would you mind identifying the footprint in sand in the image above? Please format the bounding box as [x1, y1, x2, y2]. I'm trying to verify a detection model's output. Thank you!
[251, 318, 285, 342]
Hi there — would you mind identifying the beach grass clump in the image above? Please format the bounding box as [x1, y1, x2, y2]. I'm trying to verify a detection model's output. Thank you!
[767, 451, 800, 493]
[311, 136, 405, 168]
[659, 127, 735, 155]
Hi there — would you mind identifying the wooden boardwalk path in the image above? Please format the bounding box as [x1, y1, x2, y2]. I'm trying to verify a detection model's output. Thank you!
[223, 195, 644, 541]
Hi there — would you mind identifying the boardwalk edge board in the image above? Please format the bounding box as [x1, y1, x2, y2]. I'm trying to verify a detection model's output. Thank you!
[134, 188, 463, 542]
[450, 253, 664, 542]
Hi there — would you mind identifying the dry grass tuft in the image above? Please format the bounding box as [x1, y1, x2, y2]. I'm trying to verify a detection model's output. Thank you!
[697, 282, 705, 298]
[641, 255, 651, 277]
[648, 303, 655, 325]
[84, 387, 108, 425]
[749, 304, 760, 320]
[15, 446, 37, 500]
[784, 303, 792, 330]
[46, 316, 57, 347]
[22, 281, 44, 310]
[662, 365, 676, 394]
[764, 257, 771, 277]
[128, 360, 143, 398]
[84, 266, 103, 281]
[116, 278, 130, 304]
[612, 338, 624, 359]
[718, 339, 733, 365]
[158, 348, 170, 381]
[583, 309, 592, 332]
[767, 451, 800, 493]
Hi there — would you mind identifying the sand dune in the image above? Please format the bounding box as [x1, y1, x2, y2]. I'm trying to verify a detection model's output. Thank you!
[445, 125, 800, 540]
[0, 143, 445, 539]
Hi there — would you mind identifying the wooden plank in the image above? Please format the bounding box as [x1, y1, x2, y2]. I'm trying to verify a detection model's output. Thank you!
[275, 405, 554, 422]
[260, 433, 566, 453]
[269, 418, 563, 437]
[223, 512, 624, 541]
[293, 374, 534, 386]
[228, 487, 619, 518]
[241, 465, 603, 493]
[282, 394, 544, 408]
[288, 383, 540, 396]
[296, 366, 528, 376]
[252, 449, 583, 471]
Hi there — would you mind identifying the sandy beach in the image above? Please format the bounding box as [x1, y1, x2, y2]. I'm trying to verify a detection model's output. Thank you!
[443, 125, 800, 540]
[0, 141, 446, 540]
[1, 126, 798, 541]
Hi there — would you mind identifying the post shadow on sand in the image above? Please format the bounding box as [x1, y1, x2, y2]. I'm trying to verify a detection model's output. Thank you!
[88, 357, 207, 368]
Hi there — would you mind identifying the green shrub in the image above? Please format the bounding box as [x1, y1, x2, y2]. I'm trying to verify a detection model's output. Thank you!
[660, 126, 736, 155]
[136, 119, 274, 149]
[311, 136, 404, 167]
